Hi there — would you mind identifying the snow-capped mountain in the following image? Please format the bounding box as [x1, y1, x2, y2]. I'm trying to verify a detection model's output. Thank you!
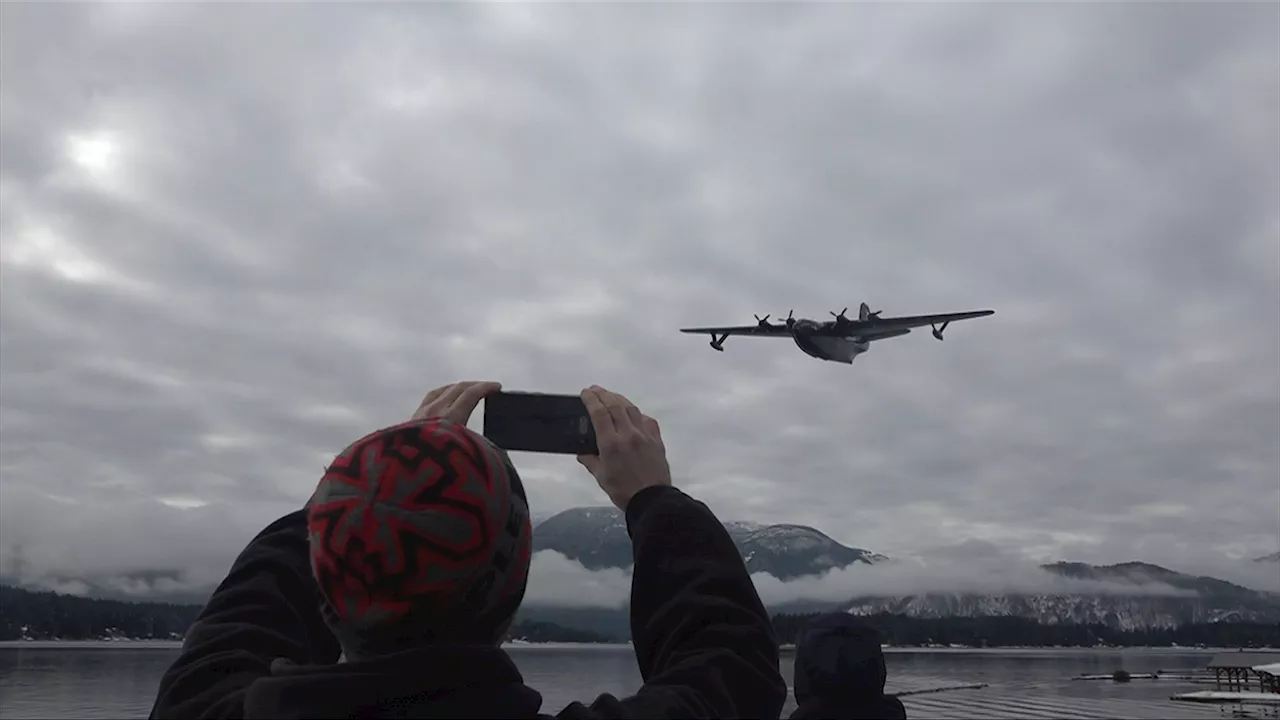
[732, 524, 888, 580]
[845, 591, 1278, 630]
[532, 507, 634, 570]
[533, 507, 884, 580]
[528, 507, 1280, 633]
[846, 561, 1280, 630]
[1256, 551, 1280, 563]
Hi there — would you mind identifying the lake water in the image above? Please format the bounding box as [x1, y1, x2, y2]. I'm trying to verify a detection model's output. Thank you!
[0, 642, 1246, 719]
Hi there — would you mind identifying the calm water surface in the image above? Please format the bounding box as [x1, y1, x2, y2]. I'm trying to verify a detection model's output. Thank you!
[0, 642, 1230, 719]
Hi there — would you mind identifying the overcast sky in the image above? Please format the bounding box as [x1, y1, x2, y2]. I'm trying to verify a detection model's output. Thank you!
[2, 2, 1277, 600]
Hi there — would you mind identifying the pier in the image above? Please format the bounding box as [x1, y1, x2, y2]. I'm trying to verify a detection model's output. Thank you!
[874, 671, 1279, 719]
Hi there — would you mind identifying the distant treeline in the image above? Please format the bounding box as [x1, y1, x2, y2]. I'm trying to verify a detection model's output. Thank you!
[0, 584, 199, 641]
[507, 620, 615, 644]
[4, 585, 1276, 648]
[0, 585, 613, 644]
[772, 611, 1280, 648]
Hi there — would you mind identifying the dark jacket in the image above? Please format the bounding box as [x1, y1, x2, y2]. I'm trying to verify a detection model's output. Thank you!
[789, 614, 906, 720]
[150, 485, 787, 719]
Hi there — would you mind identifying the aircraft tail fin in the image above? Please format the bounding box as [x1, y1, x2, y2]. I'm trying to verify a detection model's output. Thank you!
[859, 302, 872, 321]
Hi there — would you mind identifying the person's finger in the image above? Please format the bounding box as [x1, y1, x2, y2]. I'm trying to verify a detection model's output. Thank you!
[625, 405, 646, 430]
[581, 386, 617, 437]
[421, 385, 450, 405]
[599, 389, 636, 433]
[434, 381, 476, 409]
[642, 415, 661, 440]
[608, 389, 636, 408]
[414, 385, 452, 417]
[577, 454, 601, 474]
[447, 381, 501, 422]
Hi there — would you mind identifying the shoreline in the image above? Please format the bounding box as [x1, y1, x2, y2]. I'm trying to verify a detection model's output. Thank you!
[0, 639, 186, 648]
[0, 639, 632, 649]
[2, 639, 1267, 654]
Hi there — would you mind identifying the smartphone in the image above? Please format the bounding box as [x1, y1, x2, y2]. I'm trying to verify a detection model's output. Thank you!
[482, 391, 598, 455]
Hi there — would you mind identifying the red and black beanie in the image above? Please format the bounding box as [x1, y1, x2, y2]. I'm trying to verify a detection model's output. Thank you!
[306, 417, 533, 658]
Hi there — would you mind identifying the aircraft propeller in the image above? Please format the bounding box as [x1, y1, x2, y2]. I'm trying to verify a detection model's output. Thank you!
[783, 309, 795, 326]
[754, 313, 771, 327]
[830, 307, 850, 322]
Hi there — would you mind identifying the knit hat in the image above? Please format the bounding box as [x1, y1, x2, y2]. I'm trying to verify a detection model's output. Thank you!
[306, 417, 532, 658]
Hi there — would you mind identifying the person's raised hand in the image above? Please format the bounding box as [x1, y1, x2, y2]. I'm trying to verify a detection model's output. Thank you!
[412, 381, 502, 426]
[577, 385, 672, 511]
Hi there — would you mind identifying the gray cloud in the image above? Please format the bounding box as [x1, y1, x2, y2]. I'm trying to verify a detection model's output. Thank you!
[1, 2, 1277, 600]
[526, 547, 1258, 611]
[524, 552, 633, 610]
[524, 537, 1280, 611]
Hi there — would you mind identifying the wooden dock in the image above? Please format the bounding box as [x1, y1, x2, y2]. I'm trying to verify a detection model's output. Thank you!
[1171, 691, 1280, 706]
[779, 674, 1278, 719]
[900, 687, 1234, 719]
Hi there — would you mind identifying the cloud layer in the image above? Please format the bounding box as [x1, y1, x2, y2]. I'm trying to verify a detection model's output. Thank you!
[524, 547, 1280, 611]
[2, 3, 1277, 598]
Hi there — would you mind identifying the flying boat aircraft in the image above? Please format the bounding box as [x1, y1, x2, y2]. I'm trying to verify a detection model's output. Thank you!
[680, 302, 994, 364]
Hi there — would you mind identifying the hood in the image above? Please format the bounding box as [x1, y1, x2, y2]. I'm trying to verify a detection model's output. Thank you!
[793, 614, 887, 705]
[243, 645, 544, 719]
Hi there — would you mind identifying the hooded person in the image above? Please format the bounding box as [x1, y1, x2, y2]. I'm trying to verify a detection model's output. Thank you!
[790, 614, 907, 720]
[149, 381, 787, 720]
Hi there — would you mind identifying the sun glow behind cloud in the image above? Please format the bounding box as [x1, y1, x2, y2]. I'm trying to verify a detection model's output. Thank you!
[66, 132, 119, 176]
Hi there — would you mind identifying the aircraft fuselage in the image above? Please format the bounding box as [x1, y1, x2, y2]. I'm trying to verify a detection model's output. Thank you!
[790, 320, 870, 364]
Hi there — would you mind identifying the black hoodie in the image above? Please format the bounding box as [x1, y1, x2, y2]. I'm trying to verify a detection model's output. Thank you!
[150, 485, 786, 719]
[789, 614, 907, 720]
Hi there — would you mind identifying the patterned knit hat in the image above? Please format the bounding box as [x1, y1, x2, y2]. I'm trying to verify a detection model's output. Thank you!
[306, 417, 532, 658]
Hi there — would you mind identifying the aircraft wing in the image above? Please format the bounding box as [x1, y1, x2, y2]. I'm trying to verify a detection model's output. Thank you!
[822, 309, 994, 335]
[859, 327, 913, 342]
[679, 324, 791, 337]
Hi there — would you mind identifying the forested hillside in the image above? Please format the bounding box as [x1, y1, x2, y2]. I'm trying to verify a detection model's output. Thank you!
[0, 585, 613, 643]
[4, 584, 1275, 648]
[1, 584, 197, 640]
[772, 611, 1280, 648]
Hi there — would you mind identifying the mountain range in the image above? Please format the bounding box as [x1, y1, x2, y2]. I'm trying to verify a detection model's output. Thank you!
[846, 561, 1279, 630]
[532, 506, 887, 580]
[4, 506, 1276, 642]
[521, 507, 1280, 638]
